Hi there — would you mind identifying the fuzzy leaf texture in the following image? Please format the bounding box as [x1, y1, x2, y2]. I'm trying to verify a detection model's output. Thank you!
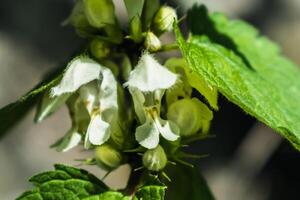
[82, 191, 133, 200]
[175, 5, 300, 150]
[17, 164, 164, 200]
[135, 185, 166, 200]
[17, 164, 109, 200]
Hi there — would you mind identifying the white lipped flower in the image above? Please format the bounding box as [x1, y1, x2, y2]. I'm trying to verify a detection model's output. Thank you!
[124, 53, 180, 149]
[51, 56, 118, 149]
[51, 96, 89, 152]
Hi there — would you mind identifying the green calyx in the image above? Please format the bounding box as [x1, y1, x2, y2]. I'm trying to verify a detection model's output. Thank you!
[167, 98, 213, 137]
[143, 145, 168, 172]
[144, 31, 161, 52]
[83, 0, 116, 28]
[90, 38, 111, 59]
[95, 144, 123, 170]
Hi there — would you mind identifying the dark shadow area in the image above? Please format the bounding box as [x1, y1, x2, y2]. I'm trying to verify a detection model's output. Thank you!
[0, 0, 82, 62]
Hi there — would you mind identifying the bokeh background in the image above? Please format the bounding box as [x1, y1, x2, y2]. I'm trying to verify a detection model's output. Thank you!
[0, 0, 300, 199]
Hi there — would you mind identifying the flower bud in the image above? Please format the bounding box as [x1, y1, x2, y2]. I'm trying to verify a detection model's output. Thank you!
[95, 144, 123, 170]
[143, 145, 167, 171]
[90, 38, 110, 59]
[153, 6, 177, 34]
[144, 32, 161, 52]
[167, 98, 213, 137]
[65, 0, 97, 38]
[83, 0, 116, 28]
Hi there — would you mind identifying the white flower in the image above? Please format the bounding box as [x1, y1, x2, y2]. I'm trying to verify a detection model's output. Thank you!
[52, 127, 82, 152]
[124, 53, 177, 92]
[51, 56, 118, 149]
[51, 57, 102, 96]
[124, 53, 179, 149]
[51, 96, 89, 152]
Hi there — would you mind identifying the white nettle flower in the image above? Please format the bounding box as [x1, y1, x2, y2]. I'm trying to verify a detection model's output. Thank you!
[124, 53, 180, 149]
[51, 56, 118, 149]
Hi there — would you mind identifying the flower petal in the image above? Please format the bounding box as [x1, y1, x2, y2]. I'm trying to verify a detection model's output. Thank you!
[35, 92, 70, 123]
[129, 88, 146, 123]
[52, 128, 82, 152]
[156, 118, 179, 141]
[52, 57, 101, 96]
[79, 81, 99, 114]
[135, 121, 160, 149]
[99, 68, 118, 119]
[124, 53, 177, 92]
[62, 131, 82, 152]
[86, 114, 111, 146]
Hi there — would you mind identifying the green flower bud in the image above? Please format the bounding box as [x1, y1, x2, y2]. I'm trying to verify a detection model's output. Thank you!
[65, 0, 97, 38]
[90, 38, 111, 59]
[167, 98, 213, 137]
[143, 145, 167, 171]
[95, 144, 123, 170]
[144, 32, 161, 52]
[153, 6, 177, 35]
[83, 0, 123, 43]
[83, 0, 116, 28]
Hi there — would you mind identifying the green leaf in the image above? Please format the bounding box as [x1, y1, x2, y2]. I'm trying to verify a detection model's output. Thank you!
[175, 7, 300, 150]
[124, 0, 145, 20]
[0, 72, 61, 139]
[135, 185, 166, 200]
[165, 165, 214, 200]
[83, 191, 131, 200]
[17, 164, 109, 200]
[141, 0, 160, 30]
[16, 189, 43, 200]
[165, 57, 218, 110]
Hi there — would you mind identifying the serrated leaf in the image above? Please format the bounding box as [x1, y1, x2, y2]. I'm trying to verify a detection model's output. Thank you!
[124, 0, 145, 20]
[16, 189, 42, 200]
[83, 191, 131, 200]
[17, 164, 109, 200]
[135, 185, 166, 200]
[54, 164, 109, 190]
[175, 7, 300, 150]
[29, 170, 72, 185]
[165, 165, 214, 200]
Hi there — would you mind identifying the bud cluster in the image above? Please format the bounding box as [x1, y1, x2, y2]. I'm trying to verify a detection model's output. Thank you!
[35, 0, 215, 184]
